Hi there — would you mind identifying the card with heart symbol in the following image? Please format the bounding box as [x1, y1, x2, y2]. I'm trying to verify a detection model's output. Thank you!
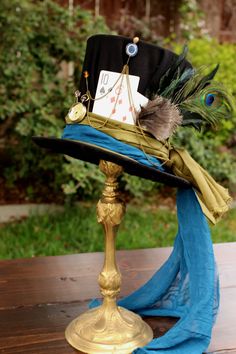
[92, 70, 141, 124]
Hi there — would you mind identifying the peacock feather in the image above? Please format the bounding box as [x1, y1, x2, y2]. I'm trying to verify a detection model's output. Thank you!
[138, 47, 234, 140]
[178, 84, 233, 130]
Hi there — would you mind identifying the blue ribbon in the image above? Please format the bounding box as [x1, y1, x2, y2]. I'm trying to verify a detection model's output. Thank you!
[63, 124, 219, 354]
[62, 124, 165, 171]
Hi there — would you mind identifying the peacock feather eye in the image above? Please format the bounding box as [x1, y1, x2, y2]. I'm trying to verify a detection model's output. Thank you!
[201, 91, 223, 110]
[205, 93, 215, 106]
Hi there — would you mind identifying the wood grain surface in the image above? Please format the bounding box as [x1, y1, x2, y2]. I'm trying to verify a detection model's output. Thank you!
[0, 243, 236, 354]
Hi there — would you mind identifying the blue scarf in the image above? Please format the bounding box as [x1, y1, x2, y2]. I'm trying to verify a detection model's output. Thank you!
[63, 124, 219, 354]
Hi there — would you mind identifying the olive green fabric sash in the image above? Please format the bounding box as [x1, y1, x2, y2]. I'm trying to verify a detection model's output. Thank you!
[78, 113, 232, 224]
[168, 149, 231, 224]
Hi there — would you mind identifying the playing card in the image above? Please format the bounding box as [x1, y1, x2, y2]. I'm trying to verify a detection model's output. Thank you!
[112, 90, 149, 124]
[92, 70, 140, 124]
[134, 91, 149, 112]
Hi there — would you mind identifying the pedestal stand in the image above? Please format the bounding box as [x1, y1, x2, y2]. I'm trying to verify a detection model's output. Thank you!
[65, 160, 153, 353]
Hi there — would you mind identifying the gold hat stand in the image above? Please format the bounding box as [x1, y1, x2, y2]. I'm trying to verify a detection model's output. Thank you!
[65, 160, 153, 353]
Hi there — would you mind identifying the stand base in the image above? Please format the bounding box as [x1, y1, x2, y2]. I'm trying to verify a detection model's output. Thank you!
[65, 303, 153, 354]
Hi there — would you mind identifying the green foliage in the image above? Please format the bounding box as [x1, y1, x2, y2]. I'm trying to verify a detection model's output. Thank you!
[173, 129, 236, 185]
[178, 0, 207, 40]
[1, 202, 236, 259]
[62, 157, 104, 199]
[187, 39, 236, 97]
[0, 0, 109, 201]
[121, 173, 160, 198]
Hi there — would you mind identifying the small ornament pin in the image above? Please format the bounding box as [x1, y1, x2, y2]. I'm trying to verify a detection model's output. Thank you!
[126, 37, 139, 57]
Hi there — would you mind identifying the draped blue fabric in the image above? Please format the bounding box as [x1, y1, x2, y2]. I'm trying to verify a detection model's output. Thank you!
[63, 124, 220, 354]
[62, 124, 165, 171]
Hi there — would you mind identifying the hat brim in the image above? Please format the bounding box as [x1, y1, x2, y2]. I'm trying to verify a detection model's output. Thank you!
[32, 137, 191, 188]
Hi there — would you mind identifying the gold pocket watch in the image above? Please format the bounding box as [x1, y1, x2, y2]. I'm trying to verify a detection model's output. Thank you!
[65, 90, 88, 124]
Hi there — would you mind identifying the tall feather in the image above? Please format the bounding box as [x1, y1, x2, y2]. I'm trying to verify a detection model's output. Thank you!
[158, 45, 190, 95]
[173, 65, 219, 104]
[137, 47, 234, 140]
[160, 68, 195, 101]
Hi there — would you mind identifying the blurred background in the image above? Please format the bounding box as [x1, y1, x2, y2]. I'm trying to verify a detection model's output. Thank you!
[0, 0, 235, 259]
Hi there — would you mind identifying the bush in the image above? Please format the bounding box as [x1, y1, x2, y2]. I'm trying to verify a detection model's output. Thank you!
[0, 0, 109, 202]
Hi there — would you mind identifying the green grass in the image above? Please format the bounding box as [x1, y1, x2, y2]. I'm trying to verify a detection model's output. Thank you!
[0, 202, 236, 260]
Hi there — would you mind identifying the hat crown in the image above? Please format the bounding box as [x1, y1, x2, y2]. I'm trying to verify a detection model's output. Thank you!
[79, 34, 191, 99]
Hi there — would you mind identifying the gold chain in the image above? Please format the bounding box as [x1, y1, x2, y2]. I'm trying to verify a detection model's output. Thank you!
[85, 64, 130, 129]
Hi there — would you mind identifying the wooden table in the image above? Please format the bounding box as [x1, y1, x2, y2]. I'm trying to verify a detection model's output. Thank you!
[0, 243, 236, 354]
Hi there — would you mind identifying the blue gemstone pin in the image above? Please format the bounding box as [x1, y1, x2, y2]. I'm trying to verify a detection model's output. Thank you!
[126, 37, 139, 57]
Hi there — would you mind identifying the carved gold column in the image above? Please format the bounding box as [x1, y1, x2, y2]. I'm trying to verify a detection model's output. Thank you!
[65, 160, 153, 354]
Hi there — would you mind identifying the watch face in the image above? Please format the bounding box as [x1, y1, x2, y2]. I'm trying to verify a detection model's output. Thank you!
[66, 103, 87, 123]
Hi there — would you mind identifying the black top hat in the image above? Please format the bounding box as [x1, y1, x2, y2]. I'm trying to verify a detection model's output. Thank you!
[33, 34, 192, 188]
